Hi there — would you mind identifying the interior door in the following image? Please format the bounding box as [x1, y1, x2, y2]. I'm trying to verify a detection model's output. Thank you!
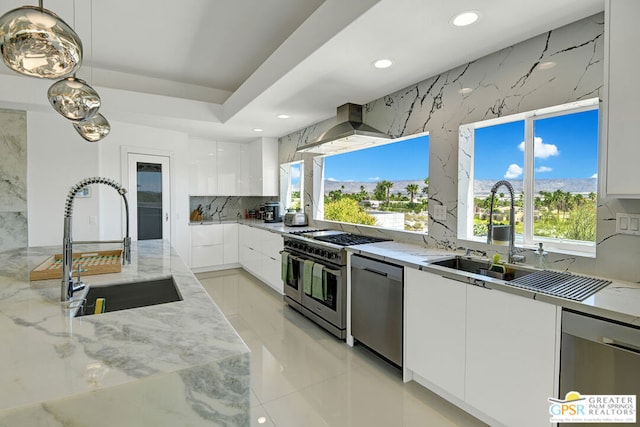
[127, 154, 171, 241]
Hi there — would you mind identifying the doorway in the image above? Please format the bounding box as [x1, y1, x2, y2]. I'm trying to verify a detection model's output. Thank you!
[127, 153, 171, 241]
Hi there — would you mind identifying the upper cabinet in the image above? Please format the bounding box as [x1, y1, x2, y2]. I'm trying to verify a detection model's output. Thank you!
[188, 138, 278, 196]
[248, 138, 278, 196]
[602, 0, 640, 198]
[188, 138, 218, 196]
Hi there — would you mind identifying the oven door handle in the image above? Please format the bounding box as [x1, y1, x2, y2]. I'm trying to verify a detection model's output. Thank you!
[601, 336, 640, 355]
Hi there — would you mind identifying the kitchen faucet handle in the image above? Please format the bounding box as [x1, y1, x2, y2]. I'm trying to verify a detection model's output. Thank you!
[71, 264, 86, 296]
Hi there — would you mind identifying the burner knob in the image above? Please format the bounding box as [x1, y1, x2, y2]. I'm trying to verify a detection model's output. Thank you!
[321, 250, 328, 258]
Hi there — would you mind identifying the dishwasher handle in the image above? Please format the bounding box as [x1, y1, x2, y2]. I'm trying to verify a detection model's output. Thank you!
[354, 266, 388, 277]
[351, 255, 403, 282]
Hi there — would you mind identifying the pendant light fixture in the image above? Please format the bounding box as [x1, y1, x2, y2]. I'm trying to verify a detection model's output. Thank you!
[73, 113, 110, 142]
[0, 1, 82, 79]
[47, 76, 100, 121]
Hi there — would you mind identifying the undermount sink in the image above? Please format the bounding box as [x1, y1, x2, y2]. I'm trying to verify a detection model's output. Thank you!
[75, 277, 182, 317]
[430, 256, 534, 281]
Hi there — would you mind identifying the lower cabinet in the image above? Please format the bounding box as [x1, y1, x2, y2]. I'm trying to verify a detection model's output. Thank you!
[405, 267, 466, 400]
[238, 224, 284, 294]
[465, 284, 559, 427]
[404, 267, 560, 427]
[190, 223, 238, 269]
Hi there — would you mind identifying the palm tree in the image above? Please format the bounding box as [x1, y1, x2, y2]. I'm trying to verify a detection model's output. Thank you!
[422, 177, 429, 196]
[406, 183, 419, 204]
[380, 180, 393, 206]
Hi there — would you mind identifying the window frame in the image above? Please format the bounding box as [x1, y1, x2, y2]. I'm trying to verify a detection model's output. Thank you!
[280, 160, 304, 212]
[458, 98, 600, 256]
[314, 132, 430, 234]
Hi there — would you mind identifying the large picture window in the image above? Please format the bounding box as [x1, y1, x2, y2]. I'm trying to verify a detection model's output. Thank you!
[458, 99, 599, 254]
[318, 133, 429, 233]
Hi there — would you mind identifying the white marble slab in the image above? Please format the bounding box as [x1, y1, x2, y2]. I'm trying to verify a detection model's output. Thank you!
[0, 240, 250, 425]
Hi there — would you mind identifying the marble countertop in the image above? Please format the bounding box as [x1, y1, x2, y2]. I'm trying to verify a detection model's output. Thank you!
[346, 241, 640, 327]
[0, 240, 250, 425]
[236, 221, 640, 326]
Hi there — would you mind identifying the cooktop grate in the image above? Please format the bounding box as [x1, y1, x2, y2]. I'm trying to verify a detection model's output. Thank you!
[509, 270, 611, 301]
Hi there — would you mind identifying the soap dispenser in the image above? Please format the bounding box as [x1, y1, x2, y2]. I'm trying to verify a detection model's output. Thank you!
[534, 242, 548, 269]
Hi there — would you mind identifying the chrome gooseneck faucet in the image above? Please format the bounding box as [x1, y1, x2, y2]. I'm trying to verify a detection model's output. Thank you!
[487, 180, 525, 264]
[61, 177, 131, 301]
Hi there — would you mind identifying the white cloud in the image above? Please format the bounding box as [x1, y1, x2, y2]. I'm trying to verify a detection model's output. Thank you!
[536, 166, 552, 173]
[504, 164, 523, 179]
[327, 177, 337, 182]
[591, 173, 598, 179]
[518, 136, 559, 159]
[290, 167, 301, 179]
[368, 176, 381, 181]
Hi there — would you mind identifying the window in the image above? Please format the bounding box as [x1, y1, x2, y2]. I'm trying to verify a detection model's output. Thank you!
[458, 99, 599, 254]
[280, 161, 303, 211]
[319, 133, 429, 233]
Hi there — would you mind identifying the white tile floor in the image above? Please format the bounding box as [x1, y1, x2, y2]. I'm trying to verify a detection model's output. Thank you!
[197, 269, 487, 427]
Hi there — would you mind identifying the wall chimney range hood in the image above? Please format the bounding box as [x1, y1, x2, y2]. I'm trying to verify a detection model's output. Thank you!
[296, 103, 391, 154]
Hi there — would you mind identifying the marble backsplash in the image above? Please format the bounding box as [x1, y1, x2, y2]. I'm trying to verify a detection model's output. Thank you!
[0, 109, 27, 252]
[279, 13, 640, 283]
[189, 196, 278, 221]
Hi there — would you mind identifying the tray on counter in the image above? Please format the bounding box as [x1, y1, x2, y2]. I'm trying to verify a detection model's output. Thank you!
[30, 249, 122, 281]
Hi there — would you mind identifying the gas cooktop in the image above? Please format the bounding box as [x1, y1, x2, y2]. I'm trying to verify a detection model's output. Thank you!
[310, 232, 389, 246]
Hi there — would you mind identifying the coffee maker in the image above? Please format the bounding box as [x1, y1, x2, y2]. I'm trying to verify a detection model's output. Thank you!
[263, 202, 281, 223]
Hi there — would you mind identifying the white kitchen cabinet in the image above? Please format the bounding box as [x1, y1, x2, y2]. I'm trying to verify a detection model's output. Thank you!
[188, 138, 278, 197]
[465, 285, 559, 427]
[190, 224, 224, 268]
[190, 223, 240, 270]
[223, 223, 238, 265]
[602, 0, 640, 198]
[217, 141, 243, 195]
[405, 268, 466, 400]
[248, 138, 278, 196]
[238, 224, 284, 293]
[188, 138, 218, 195]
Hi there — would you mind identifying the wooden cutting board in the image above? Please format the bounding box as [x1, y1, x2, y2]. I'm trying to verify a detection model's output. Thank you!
[30, 249, 122, 281]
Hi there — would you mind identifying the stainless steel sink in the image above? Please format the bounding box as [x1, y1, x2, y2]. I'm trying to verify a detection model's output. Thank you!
[75, 277, 182, 317]
[430, 256, 534, 281]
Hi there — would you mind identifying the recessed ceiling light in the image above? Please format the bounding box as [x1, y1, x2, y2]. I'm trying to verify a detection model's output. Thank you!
[277, 114, 290, 119]
[253, 128, 264, 132]
[537, 61, 557, 70]
[458, 87, 474, 94]
[451, 11, 480, 27]
[372, 58, 393, 69]
[257, 416, 267, 424]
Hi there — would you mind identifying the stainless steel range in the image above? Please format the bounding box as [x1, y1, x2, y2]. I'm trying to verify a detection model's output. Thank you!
[281, 230, 388, 339]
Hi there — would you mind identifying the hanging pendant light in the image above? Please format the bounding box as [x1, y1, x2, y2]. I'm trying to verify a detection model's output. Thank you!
[73, 113, 110, 142]
[0, 3, 82, 79]
[47, 76, 100, 121]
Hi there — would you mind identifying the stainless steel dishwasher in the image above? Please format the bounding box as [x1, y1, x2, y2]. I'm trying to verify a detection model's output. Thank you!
[351, 254, 403, 367]
[560, 309, 640, 426]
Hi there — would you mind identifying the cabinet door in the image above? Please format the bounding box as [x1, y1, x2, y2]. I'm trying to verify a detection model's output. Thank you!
[223, 223, 239, 264]
[191, 245, 224, 268]
[604, 0, 640, 197]
[191, 225, 224, 246]
[188, 139, 217, 195]
[405, 268, 466, 400]
[465, 285, 559, 427]
[261, 254, 284, 294]
[217, 141, 242, 195]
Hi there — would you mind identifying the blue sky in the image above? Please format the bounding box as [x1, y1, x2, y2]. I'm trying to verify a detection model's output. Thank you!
[324, 134, 429, 182]
[474, 109, 599, 180]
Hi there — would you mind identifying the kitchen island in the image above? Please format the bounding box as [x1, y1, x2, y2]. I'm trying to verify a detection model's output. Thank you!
[0, 240, 250, 425]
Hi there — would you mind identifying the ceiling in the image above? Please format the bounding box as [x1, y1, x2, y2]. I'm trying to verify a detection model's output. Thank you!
[0, 0, 604, 142]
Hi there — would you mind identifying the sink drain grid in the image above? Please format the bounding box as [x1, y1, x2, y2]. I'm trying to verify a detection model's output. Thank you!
[509, 270, 611, 301]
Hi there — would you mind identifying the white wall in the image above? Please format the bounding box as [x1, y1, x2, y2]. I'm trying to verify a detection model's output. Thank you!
[26, 111, 191, 260]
